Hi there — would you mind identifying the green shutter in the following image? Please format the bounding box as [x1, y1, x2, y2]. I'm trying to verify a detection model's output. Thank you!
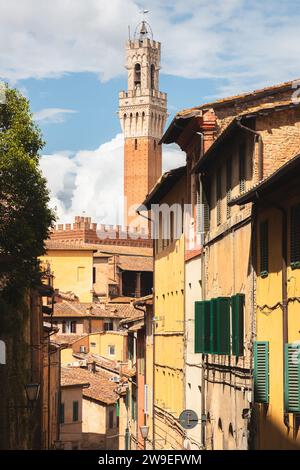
[254, 341, 269, 403]
[195, 301, 211, 353]
[116, 399, 120, 417]
[216, 297, 230, 355]
[291, 204, 300, 269]
[210, 299, 218, 354]
[231, 294, 245, 356]
[285, 343, 300, 413]
[260, 221, 269, 277]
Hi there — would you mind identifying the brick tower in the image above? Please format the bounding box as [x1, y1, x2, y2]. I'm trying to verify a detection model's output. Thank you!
[119, 20, 167, 227]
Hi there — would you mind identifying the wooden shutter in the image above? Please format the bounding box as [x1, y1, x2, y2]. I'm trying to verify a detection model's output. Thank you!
[216, 297, 230, 355]
[260, 220, 269, 277]
[239, 142, 246, 193]
[285, 343, 300, 413]
[254, 341, 269, 403]
[231, 294, 245, 356]
[216, 169, 222, 226]
[291, 204, 300, 269]
[226, 157, 232, 219]
[210, 299, 218, 354]
[195, 301, 210, 353]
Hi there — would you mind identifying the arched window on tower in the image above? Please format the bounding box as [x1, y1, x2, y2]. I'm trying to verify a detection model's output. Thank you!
[134, 63, 141, 88]
[150, 64, 155, 89]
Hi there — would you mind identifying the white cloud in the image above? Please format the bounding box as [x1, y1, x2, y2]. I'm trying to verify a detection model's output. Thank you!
[40, 134, 185, 224]
[1, 0, 300, 94]
[33, 108, 77, 123]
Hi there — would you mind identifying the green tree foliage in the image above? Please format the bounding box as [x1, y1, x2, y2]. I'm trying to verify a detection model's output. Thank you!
[0, 85, 55, 298]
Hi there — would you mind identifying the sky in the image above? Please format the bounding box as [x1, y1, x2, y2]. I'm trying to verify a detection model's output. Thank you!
[1, 0, 300, 224]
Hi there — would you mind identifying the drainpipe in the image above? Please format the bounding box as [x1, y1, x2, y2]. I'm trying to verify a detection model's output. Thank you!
[236, 118, 264, 181]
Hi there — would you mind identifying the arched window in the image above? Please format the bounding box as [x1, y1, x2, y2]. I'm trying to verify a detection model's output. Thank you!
[134, 63, 141, 88]
[150, 64, 155, 89]
[134, 138, 138, 150]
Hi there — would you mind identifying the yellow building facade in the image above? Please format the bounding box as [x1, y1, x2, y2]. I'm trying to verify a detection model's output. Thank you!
[41, 246, 94, 303]
[233, 155, 300, 449]
[142, 167, 187, 450]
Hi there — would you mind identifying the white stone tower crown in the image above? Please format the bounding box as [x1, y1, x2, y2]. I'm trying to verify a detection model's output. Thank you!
[119, 21, 168, 140]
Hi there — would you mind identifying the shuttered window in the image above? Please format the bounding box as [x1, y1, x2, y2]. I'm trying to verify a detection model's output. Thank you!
[291, 204, 300, 269]
[194, 301, 211, 353]
[210, 298, 218, 354]
[216, 169, 222, 226]
[226, 158, 232, 219]
[254, 341, 269, 403]
[239, 143, 246, 193]
[216, 297, 230, 355]
[284, 343, 300, 413]
[260, 220, 269, 277]
[231, 294, 245, 357]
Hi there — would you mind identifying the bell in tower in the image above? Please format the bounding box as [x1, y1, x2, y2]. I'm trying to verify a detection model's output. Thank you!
[119, 20, 168, 227]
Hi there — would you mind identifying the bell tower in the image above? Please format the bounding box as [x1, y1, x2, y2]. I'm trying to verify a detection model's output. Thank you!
[119, 20, 167, 226]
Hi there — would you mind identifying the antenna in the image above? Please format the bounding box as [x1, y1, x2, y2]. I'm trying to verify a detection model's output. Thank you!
[128, 25, 131, 40]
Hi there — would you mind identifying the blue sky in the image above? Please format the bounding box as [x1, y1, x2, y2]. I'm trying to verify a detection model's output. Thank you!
[1, 0, 300, 223]
[22, 74, 219, 154]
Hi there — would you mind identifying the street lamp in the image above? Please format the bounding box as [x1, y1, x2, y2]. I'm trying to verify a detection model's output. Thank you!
[140, 425, 149, 450]
[25, 383, 40, 405]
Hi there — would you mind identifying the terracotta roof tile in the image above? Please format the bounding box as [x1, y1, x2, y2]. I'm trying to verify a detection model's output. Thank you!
[52, 300, 127, 318]
[117, 255, 153, 272]
[61, 366, 119, 404]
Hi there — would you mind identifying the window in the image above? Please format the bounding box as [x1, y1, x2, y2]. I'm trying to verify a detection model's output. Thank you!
[70, 321, 77, 334]
[128, 334, 134, 361]
[154, 139, 156, 150]
[109, 409, 114, 429]
[108, 345, 116, 356]
[195, 300, 211, 353]
[104, 321, 114, 331]
[254, 341, 269, 403]
[134, 138, 138, 150]
[290, 204, 300, 269]
[90, 342, 96, 347]
[239, 143, 246, 193]
[131, 389, 136, 421]
[216, 169, 222, 226]
[150, 64, 155, 89]
[231, 294, 244, 357]
[77, 266, 85, 282]
[194, 297, 230, 355]
[73, 401, 79, 422]
[260, 220, 269, 277]
[60, 403, 65, 423]
[134, 63, 141, 87]
[144, 384, 149, 415]
[226, 158, 232, 219]
[93, 266, 96, 284]
[285, 343, 300, 412]
[62, 321, 66, 334]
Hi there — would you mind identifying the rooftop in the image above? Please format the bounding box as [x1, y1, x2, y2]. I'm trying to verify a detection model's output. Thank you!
[61, 366, 119, 405]
[51, 300, 131, 319]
